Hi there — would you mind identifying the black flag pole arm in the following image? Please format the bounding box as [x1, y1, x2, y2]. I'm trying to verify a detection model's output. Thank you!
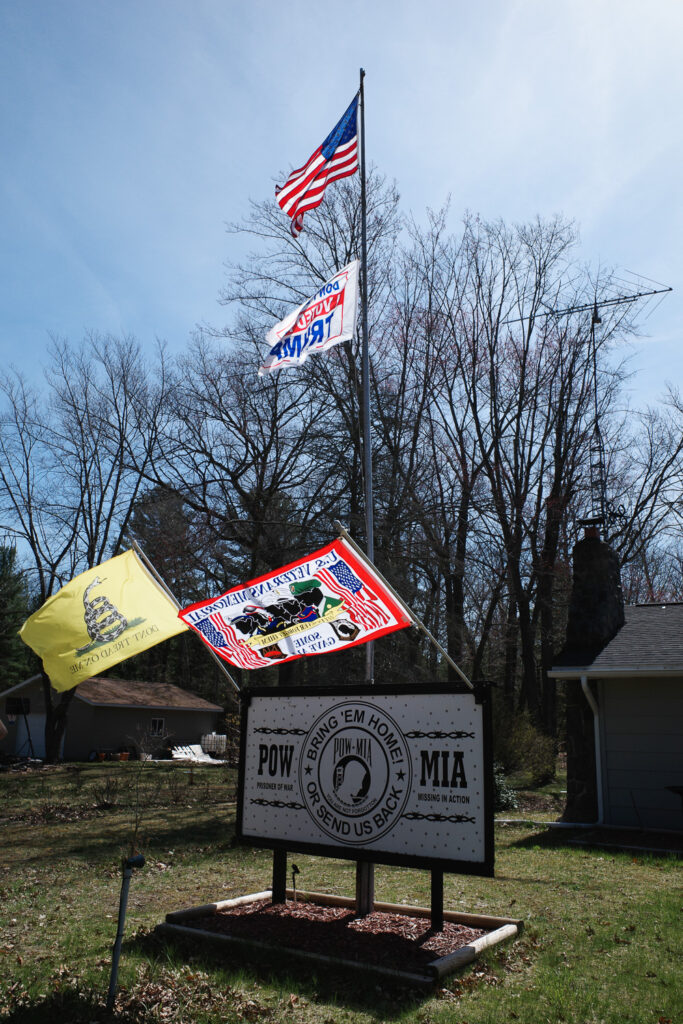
[131, 539, 241, 696]
[334, 520, 474, 691]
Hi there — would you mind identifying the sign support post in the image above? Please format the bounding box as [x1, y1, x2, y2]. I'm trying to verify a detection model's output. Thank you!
[272, 849, 287, 904]
[431, 870, 444, 932]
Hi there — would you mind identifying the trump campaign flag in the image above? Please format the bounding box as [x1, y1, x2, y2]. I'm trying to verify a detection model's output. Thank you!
[276, 94, 359, 236]
[259, 261, 359, 375]
[179, 538, 411, 670]
[19, 550, 188, 691]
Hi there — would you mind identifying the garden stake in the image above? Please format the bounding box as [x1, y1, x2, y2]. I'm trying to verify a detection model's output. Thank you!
[106, 853, 145, 1011]
[292, 863, 300, 902]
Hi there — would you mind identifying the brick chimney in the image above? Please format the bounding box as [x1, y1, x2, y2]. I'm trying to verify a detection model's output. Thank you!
[559, 532, 624, 822]
[564, 535, 625, 663]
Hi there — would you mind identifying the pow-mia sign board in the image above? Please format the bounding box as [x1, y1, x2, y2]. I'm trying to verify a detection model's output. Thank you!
[237, 685, 493, 876]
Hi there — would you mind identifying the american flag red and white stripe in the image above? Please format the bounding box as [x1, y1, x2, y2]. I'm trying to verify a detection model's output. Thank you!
[317, 564, 391, 631]
[210, 611, 264, 669]
[276, 94, 359, 237]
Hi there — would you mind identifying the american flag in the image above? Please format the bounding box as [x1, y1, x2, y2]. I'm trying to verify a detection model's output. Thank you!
[213, 611, 267, 668]
[276, 95, 359, 237]
[317, 560, 391, 631]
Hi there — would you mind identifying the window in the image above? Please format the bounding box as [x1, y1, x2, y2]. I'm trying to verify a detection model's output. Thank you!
[150, 718, 165, 737]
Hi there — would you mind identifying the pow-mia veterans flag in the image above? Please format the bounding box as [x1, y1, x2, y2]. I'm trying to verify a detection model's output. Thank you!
[259, 261, 359, 375]
[19, 550, 188, 691]
[179, 538, 411, 670]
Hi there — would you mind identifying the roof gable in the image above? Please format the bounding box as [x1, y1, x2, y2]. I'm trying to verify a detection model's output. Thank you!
[0, 674, 223, 712]
[74, 677, 224, 711]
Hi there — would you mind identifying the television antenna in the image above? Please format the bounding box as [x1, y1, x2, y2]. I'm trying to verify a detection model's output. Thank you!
[503, 281, 672, 536]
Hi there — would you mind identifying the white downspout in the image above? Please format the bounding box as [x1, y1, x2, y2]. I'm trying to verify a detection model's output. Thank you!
[580, 674, 604, 825]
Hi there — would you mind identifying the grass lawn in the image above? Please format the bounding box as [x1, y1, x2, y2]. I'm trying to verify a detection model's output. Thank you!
[0, 761, 680, 1024]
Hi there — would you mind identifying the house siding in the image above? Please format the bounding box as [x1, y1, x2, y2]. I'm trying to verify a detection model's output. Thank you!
[64, 705, 221, 759]
[599, 677, 683, 832]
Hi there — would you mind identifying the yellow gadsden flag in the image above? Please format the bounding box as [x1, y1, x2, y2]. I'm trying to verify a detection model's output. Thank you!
[19, 550, 188, 691]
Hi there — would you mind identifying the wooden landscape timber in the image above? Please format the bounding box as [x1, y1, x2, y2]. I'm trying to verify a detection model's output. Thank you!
[159, 888, 523, 988]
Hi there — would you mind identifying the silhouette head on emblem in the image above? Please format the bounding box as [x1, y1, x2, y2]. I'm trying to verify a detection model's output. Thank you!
[332, 755, 371, 805]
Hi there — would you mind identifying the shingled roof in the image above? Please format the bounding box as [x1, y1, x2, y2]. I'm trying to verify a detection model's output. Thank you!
[551, 603, 683, 677]
[74, 677, 223, 711]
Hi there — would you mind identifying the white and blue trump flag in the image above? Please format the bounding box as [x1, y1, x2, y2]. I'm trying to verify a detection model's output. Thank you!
[259, 261, 359, 375]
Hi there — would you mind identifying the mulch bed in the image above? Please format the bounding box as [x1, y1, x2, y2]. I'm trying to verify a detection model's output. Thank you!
[184, 898, 487, 974]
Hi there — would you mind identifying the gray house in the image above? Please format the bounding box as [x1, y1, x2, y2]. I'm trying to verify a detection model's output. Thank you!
[551, 601, 683, 833]
[0, 675, 224, 760]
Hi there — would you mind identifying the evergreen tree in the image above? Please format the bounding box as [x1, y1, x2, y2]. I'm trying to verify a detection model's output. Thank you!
[0, 546, 31, 687]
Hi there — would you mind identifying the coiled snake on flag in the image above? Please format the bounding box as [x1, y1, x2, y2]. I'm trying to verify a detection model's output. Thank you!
[83, 577, 127, 644]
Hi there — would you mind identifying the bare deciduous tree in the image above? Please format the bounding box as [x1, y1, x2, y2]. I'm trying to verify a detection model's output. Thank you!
[0, 334, 168, 760]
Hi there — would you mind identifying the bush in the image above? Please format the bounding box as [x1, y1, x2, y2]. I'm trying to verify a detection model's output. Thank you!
[493, 762, 518, 812]
[527, 732, 557, 786]
[91, 774, 119, 808]
[493, 708, 556, 786]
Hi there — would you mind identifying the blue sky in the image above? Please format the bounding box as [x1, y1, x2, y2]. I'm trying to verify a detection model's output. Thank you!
[1, 0, 681, 407]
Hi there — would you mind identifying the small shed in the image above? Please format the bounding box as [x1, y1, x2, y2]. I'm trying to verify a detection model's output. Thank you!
[0, 675, 224, 760]
[551, 603, 683, 833]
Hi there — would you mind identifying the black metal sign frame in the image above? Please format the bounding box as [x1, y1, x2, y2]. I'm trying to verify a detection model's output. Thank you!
[236, 683, 494, 878]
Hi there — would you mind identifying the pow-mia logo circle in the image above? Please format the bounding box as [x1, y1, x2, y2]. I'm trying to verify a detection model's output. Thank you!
[299, 701, 412, 845]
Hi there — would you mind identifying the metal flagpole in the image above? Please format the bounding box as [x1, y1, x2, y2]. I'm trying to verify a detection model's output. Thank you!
[131, 540, 241, 697]
[356, 66, 375, 917]
[359, 67, 374, 687]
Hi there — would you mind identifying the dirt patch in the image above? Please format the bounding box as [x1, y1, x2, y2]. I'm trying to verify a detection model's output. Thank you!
[515, 790, 563, 814]
[183, 898, 488, 974]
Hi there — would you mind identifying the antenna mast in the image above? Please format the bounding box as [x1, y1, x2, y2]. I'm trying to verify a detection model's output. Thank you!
[587, 304, 607, 529]
[502, 283, 672, 538]
[563, 284, 672, 538]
